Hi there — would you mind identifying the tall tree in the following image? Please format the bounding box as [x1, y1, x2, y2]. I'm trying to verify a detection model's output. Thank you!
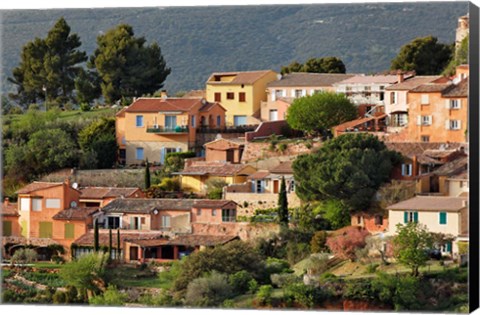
[280, 57, 346, 75]
[390, 36, 452, 75]
[145, 159, 151, 189]
[8, 17, 87, 106]
[94, 220, 99, 252]
[116, 229, 121, 260]
[286, 91, 357, 136]
[78, 117, 117, 169]
[89, 24, 171, 104]
[108, 228, 113, 259]
[277, 176, 289, 226]
[293, 133, 401, 212]
[74, 68, 102, 105]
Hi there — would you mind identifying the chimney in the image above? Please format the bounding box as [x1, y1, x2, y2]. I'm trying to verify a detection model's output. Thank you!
[160, 90, 168, 99]
[462, 200, 468, 207]
[65, 177, 71, 187]
[397, 71, 404, 83]
[4, 197, 9, 206]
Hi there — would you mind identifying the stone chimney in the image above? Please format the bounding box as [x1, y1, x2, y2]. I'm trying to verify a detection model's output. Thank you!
[4, 197, 9, 206]
[397, 71, 404, 83]
[65, 177, 71, 187]
[160, 90, 168, 99]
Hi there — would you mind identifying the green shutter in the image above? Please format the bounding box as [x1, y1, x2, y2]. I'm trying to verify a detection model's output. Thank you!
[446, 242, 452, 253]
[65, 223, 75, 239]
[3, 221, 12, 236]
[39, 222, 53, 238]
[21, 220, 28, 237]
[404, 212, 408, 223]
[130, 217, 134, 230]
[439, 212, 447, 225]
[413, 212, 418, 223]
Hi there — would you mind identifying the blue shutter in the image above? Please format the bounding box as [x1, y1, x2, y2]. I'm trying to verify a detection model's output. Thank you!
[439, 212, 447, 225]
[404, 212, 408, 223]
[251, 181, 255, 193]
[413, 212, 418, 223]
[160, 147, 166, 164]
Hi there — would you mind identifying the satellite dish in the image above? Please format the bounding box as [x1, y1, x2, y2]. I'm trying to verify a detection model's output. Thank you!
[72, 182, 79, 189]
[153, 209, 159, 215]
[70, 201, 78, 208]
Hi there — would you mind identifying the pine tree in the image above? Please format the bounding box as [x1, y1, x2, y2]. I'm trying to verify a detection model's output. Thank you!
[278, 176, 289, 226]
[94, 220, 99, 252]
[145, 158, 151, 189]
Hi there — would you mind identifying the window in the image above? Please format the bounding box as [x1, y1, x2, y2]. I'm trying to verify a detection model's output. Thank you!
[222, 209, 236, 222]
[136, 147, 144, 160]
[32, 198, 42, 211]
[364, 86, 371, 91]
[403, 211, 418, 223]
[294, 89, 303, 98]
[214, 92, 221, 102]
[346, 86, 352, 91]
[269, 109, 278, 121]
[288, 180, 295, 193]
[417, 115, 432, 126]
[365, 92, 371, 97]
[197, 209, 202, 216]
[379, 92, 384, 101]
[401, 164, 413, 176]
[439, 212, 447, 225]
[233, 115, 247, 126]
[212, 209, 217, 216]
[313, 89, 323, 94]
[20, 198, 30, 211]
[239, 92, 246, 102]
[357, 216, 362, 225]
[379, 86, 385, 90]
[2, 221, 12, 236]
[191, 115, 196, 127]
[107, 217, 120, 229]
[161, 215, 171, 228]
[46, 198, 60, 209]
[390, 92, 396, 104]
[448, 120, 461, 130]
[65, 223, 75, 239]
[227, 92, 234, 100]
[375, 215, 384, 225]
[274, 90, 283, 100]
[216, 115, 221, 127]
[441, 242, 452, 253]
[421, 135, 430, 142]
[136, 115, 144, 127]
[256, 180, 265, 193]
[39, 222, 53, 238]
[421, 94, 429, 104]
[449, 99, 461, 109]
[165, 115, 177, 130]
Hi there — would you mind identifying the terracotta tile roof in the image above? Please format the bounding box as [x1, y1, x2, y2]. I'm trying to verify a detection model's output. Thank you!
[199, 101, 226, 113]
[128, 238, 169, 247]
[422, 149, 460, 159]
[276, 97, 294, 104]
[248, 170, 270, 180]
[410, 83, 451, 93]
[101, 198, 195, 214]
[80, 187, 142, 199]
[384, 142, 465, 159]
[448, 170, 468, 180]
[2, 236, 59, 247]
[182, 90, 206, 98]
[16, 182, 63, 194]
[166, 235, 239, 247]
[125, 98, 203, 113]
[270, 161, 293, 174]
[115, 106, 128, 117]
[334, 117, 375, 131]
[1, 202, 18, 217]
[442, 77, 468, 97]
[385, 76, 443, 91]
[73, 230, 166, 249]
[335, 75, 401, 85]
[204, 138, 245, 149]
[432, 156, 468, 176]
[267, 73, 355, 88]
[178, 161, 254, 176]
[192, 200, 237, 209]
[207, 70, 274, 85]
[53, 207, 99, 221]
[388, 196, 467, 211]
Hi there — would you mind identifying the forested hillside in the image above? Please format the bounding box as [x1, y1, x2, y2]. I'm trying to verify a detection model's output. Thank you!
[1, 2, 468, 95]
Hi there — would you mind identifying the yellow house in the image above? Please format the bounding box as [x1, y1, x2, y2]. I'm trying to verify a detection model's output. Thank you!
[116, 97, 226, 165]
[175, 161, 257, 193]
[205, 70, 278, 126]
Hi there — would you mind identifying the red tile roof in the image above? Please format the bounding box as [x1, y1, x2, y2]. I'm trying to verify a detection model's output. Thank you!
[388, 196, 467, 211]
[442, 77, 468, 97]
[101, 198, 195, 214]
[166, 234, 239, 247]
[125, 98, 203, 113]
[52, 207, 99, 221]
[1, 202, 18, 217]
[199, 101, 226, 113]
[73, 230, 166, 249]
[207, 70, 274, 85]
[385, 76, 442, 91]
[270, 161, 293, 174]
[335, 75, 402, 85]
[80, 187, 142, 199]
[267, 73, 355, 88]
[384, 142, 465, 160]
[410, 83, 452, 93]
[248, 170, 270, 180]
[16, 182, 64, 194]
[2, 236, 59, 247]
[178, 161, 254, 176]
[192, 200, 237, 209]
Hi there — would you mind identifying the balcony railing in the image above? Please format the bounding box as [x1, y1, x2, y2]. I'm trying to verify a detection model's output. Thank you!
[146, 125, 189, 134]
[196, 125, 258, 134]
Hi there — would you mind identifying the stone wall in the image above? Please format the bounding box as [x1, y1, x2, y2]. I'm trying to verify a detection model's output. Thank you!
[191, 222, 280, 241]
[245, 120, 287, 141]
[241, 140, 321, 163]
[225, 192, 301, 216]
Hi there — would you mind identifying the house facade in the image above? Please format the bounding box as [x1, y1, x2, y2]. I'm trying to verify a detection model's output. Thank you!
[261, 73, 355, 121]
[117, 97, 226, 165]
[1, 198, 20, 237]
[78, 187, 144, 208]
[205, 70, 278, 126]
[203, 137, 245, 164]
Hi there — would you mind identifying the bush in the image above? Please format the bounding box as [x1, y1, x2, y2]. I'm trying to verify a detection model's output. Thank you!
[185, 271, 233, 307]
[248, 279, 259, 294]
[80, 103, 91, 111]
[89, 285, 127, 306]
[53, 290, 67, 304]
[157, 177, 180, 191]
[278, 143, 287, 152]
[255, 285, 273, 306]
[266, 257, 292, 275]
[310, 231, 328, 253]
[228, 270, 253, 294]
[286, 241, 310, 265]
[284, 282, 327, 308]
[11, 248, 38, 264]
[366, 263, 379, 274]
[270, 273, 298, 288]
[205, 178, 227, 199]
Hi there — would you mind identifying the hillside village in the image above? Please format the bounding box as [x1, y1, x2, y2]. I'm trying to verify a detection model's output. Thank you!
[0, 12, 471, 311]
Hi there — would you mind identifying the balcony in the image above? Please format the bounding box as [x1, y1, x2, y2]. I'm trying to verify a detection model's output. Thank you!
[146, 125, 189, 134]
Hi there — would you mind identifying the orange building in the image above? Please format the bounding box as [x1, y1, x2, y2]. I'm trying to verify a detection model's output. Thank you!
[1, 198, 20, 237]
[203, 137, 245, 163]
[78, 187, 144, 207]
[406, 70, 468, 143]
[116, 97, 227, 165]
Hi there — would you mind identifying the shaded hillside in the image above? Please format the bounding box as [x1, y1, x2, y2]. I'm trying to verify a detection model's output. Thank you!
[1, 2, 468, 96]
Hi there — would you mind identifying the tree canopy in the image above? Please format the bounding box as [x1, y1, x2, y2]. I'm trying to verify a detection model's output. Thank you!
[78, 117, 117, 169]
[88, 24, 171, 104]
[281, 57, 346, 75]
[286, 91, 357, 136]
[292, 133, 401, 212]
[390, 36, 453, 75]
[8, 17, 87, 106]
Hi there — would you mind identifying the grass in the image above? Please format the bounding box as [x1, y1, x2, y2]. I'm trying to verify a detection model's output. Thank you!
[4, 107, 116, 124]
[20, 270, 66, 288]
[31, 262, 65, 269]
[107, 264, 165, 289]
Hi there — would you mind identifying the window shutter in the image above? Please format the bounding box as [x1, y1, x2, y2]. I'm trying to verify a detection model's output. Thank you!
[428, 115, 432, 124]
[458, 120, 462, 129]
[176, 147, 181, 153]
[445, 120, 450, 130]
[130, 217, 134, 230]
[416, 116, 421, 126]
[404, 212, 408, 223]
[302, 89, 307, 96]
[261, 180, 265, 193]
[160, 147, 165, 164]
[310, 89, 315, 95]
[446, 242, 452, 253]
[282, 89, 287, 97]
[271, 92, 276, 101]
[413, 212, 418, 223]
[401, 164, 406, 176]
[251, 181, 255, 193]
[457, 99, 462, 109]
[445, 99, 451, 109]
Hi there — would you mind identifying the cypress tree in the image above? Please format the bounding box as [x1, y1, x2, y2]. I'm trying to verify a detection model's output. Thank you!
[108, 228, 113, 258]
[278, 176, 289, 226]
[117, 229, 121, 260]
[145, 158, 151, 189]
[93, 220, 99, 252]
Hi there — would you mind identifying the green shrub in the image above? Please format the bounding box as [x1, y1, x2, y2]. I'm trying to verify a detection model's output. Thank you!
[270, 273, 298, 288]
[248, 279, 259, 294]
[310, 231, 328, 253]
[53, 290, 67, 304]
[11, 248, 38, 264]
[80, 103, 91, 112]
[228, 270, 253, 294]
[266, 257, 291, 275]
[185, 271, 233, 307]
[278, 143, 287, 152]
[89, 285, 127, 306]
[223, 299, 235, 308]
[255, 285, 273, 306]
[366, 263, 379, 274]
